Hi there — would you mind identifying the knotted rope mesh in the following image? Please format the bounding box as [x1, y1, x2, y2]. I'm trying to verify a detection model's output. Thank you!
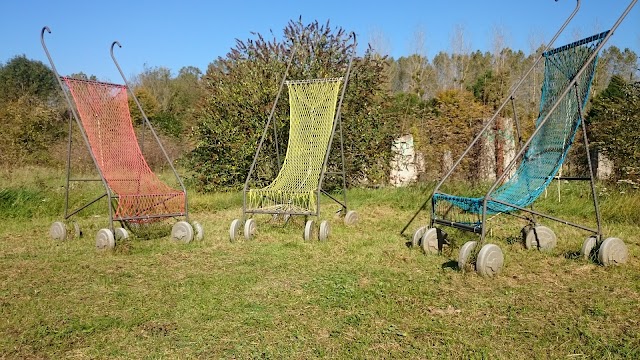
[63, 77, 185, 221]
[433, 31, 608, 222]
[248, 78, 343, 214]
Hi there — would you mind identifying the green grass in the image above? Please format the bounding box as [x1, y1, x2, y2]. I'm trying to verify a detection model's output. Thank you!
[1, 168, 639, 358]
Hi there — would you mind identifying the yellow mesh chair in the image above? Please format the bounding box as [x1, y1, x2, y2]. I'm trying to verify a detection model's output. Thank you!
[230, 34, 358, 242]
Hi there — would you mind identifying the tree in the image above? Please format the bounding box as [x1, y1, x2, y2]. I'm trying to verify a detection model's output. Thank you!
[133, 65, 174, 111]
[391, 54, 433, 96]
[68, 72, 98, 81]
[0, 56, 65, 167]
[188, 19, 395, 191]
[592, 46, 639, 96]
[450, 24, 471, 90]
[0, 95, 64, 166]
[587, 75, 640, 183]
[128, 86, 160, 126]
[0, 55, 58, 103]
[169, 66, 203, 130]
[127, 65, 203, 137]
[404, 89, 489, 181]
[432, 51, 453, 90]
[387, 92, 429, 136]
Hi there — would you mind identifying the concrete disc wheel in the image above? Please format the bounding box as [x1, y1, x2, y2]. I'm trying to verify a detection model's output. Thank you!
[581, 236, 598, 260]
[73, 222, 82, 239]
[95, 228, 115, 250]
[229, 219, 242, 242]
[319, 220, 330, 241]
[244, 219, 257, 240]
[597, 237, 628, 266]
[476, 243, 504, 277]
[304, 220, 316, 241]
[421, 228, 439, 254]
[114, 227, 129, 240]
[344, 210, 358, 226]
[193, 221, 204, 241]
[171, 221, 194, 243]
[524, 225, 557, 251]
[50, 221, 67, 241]
[458, 241, 477, 271]
[412, 226, 426, 247]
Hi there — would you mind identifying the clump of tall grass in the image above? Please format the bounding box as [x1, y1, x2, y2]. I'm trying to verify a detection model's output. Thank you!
[0, 187, 52, 218]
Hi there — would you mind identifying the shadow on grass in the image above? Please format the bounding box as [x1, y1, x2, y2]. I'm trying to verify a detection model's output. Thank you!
[505, 235, 522, 245]
[441, 259, 459, 270]
[563, 250, 582, 260]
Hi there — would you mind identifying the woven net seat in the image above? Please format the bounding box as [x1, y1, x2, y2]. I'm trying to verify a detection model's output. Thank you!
[63, 77, 185, 221]
[248, 78, 343, 214]
[433, 32, 608, 220]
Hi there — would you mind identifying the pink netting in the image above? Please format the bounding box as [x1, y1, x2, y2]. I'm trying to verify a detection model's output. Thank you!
[63, 77, 185, 220]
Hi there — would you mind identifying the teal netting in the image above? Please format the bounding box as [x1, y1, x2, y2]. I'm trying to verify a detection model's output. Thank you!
[433, 31, 608, 218]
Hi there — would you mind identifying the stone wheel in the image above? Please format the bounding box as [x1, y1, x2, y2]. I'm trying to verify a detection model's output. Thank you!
[50, 221, 67, 241]
[319, 220, 330, 241]
[597, 237, 628, 266]
[524, 225, 557, 251]
[73, 222, 82, 239]
[114, 227, 129, 240]
[193, 221, 204, 241]
[580, 236, 598, 260]
[421, 228, 439, 254]
[412, 226, 426, 248]
[458, 241, 477, 271]
[344, 210, 358, 226]
[229, 219, 242, 242]
[96, 228, 115, 250]
[244, 219, 257, 240]
[171, 221, 194, 243]
[304, 220, 316, 241]
[476, 243, 504, 277]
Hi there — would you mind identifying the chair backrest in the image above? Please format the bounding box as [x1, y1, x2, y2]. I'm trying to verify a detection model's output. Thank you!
[269, 78, 343, 191]
[490, 31, 609, 210]
[63, 77, 176, 196]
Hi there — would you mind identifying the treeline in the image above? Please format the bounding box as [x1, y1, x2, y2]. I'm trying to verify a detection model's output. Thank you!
[0, 19, 638, 188]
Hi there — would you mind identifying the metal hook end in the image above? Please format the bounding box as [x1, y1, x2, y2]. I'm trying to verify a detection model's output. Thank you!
[110, 41, 122, 60]
[41, 26, 53, 51]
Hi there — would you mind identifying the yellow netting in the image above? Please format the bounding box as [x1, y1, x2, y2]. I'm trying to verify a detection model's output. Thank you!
[248, 78, 343, 213]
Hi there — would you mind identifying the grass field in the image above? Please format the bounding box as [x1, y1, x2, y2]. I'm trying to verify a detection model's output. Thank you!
[1, 168, 639, 359]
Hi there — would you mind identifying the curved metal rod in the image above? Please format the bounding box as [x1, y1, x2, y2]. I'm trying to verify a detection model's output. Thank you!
[41, 27, 73, 104]
[400, 0, 581, 235]
[318, 31, 358, 215]
[40, 26, 116, 231]
[318, 30, 357, 190]
[41, 27, 60, 79]
[242, 42, 298, 195]
[110, 40, 191, 221]
[110, 40, 122, 59]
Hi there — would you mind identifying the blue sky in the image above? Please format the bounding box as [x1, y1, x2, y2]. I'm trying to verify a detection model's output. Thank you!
[2, 0, 638, 82]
